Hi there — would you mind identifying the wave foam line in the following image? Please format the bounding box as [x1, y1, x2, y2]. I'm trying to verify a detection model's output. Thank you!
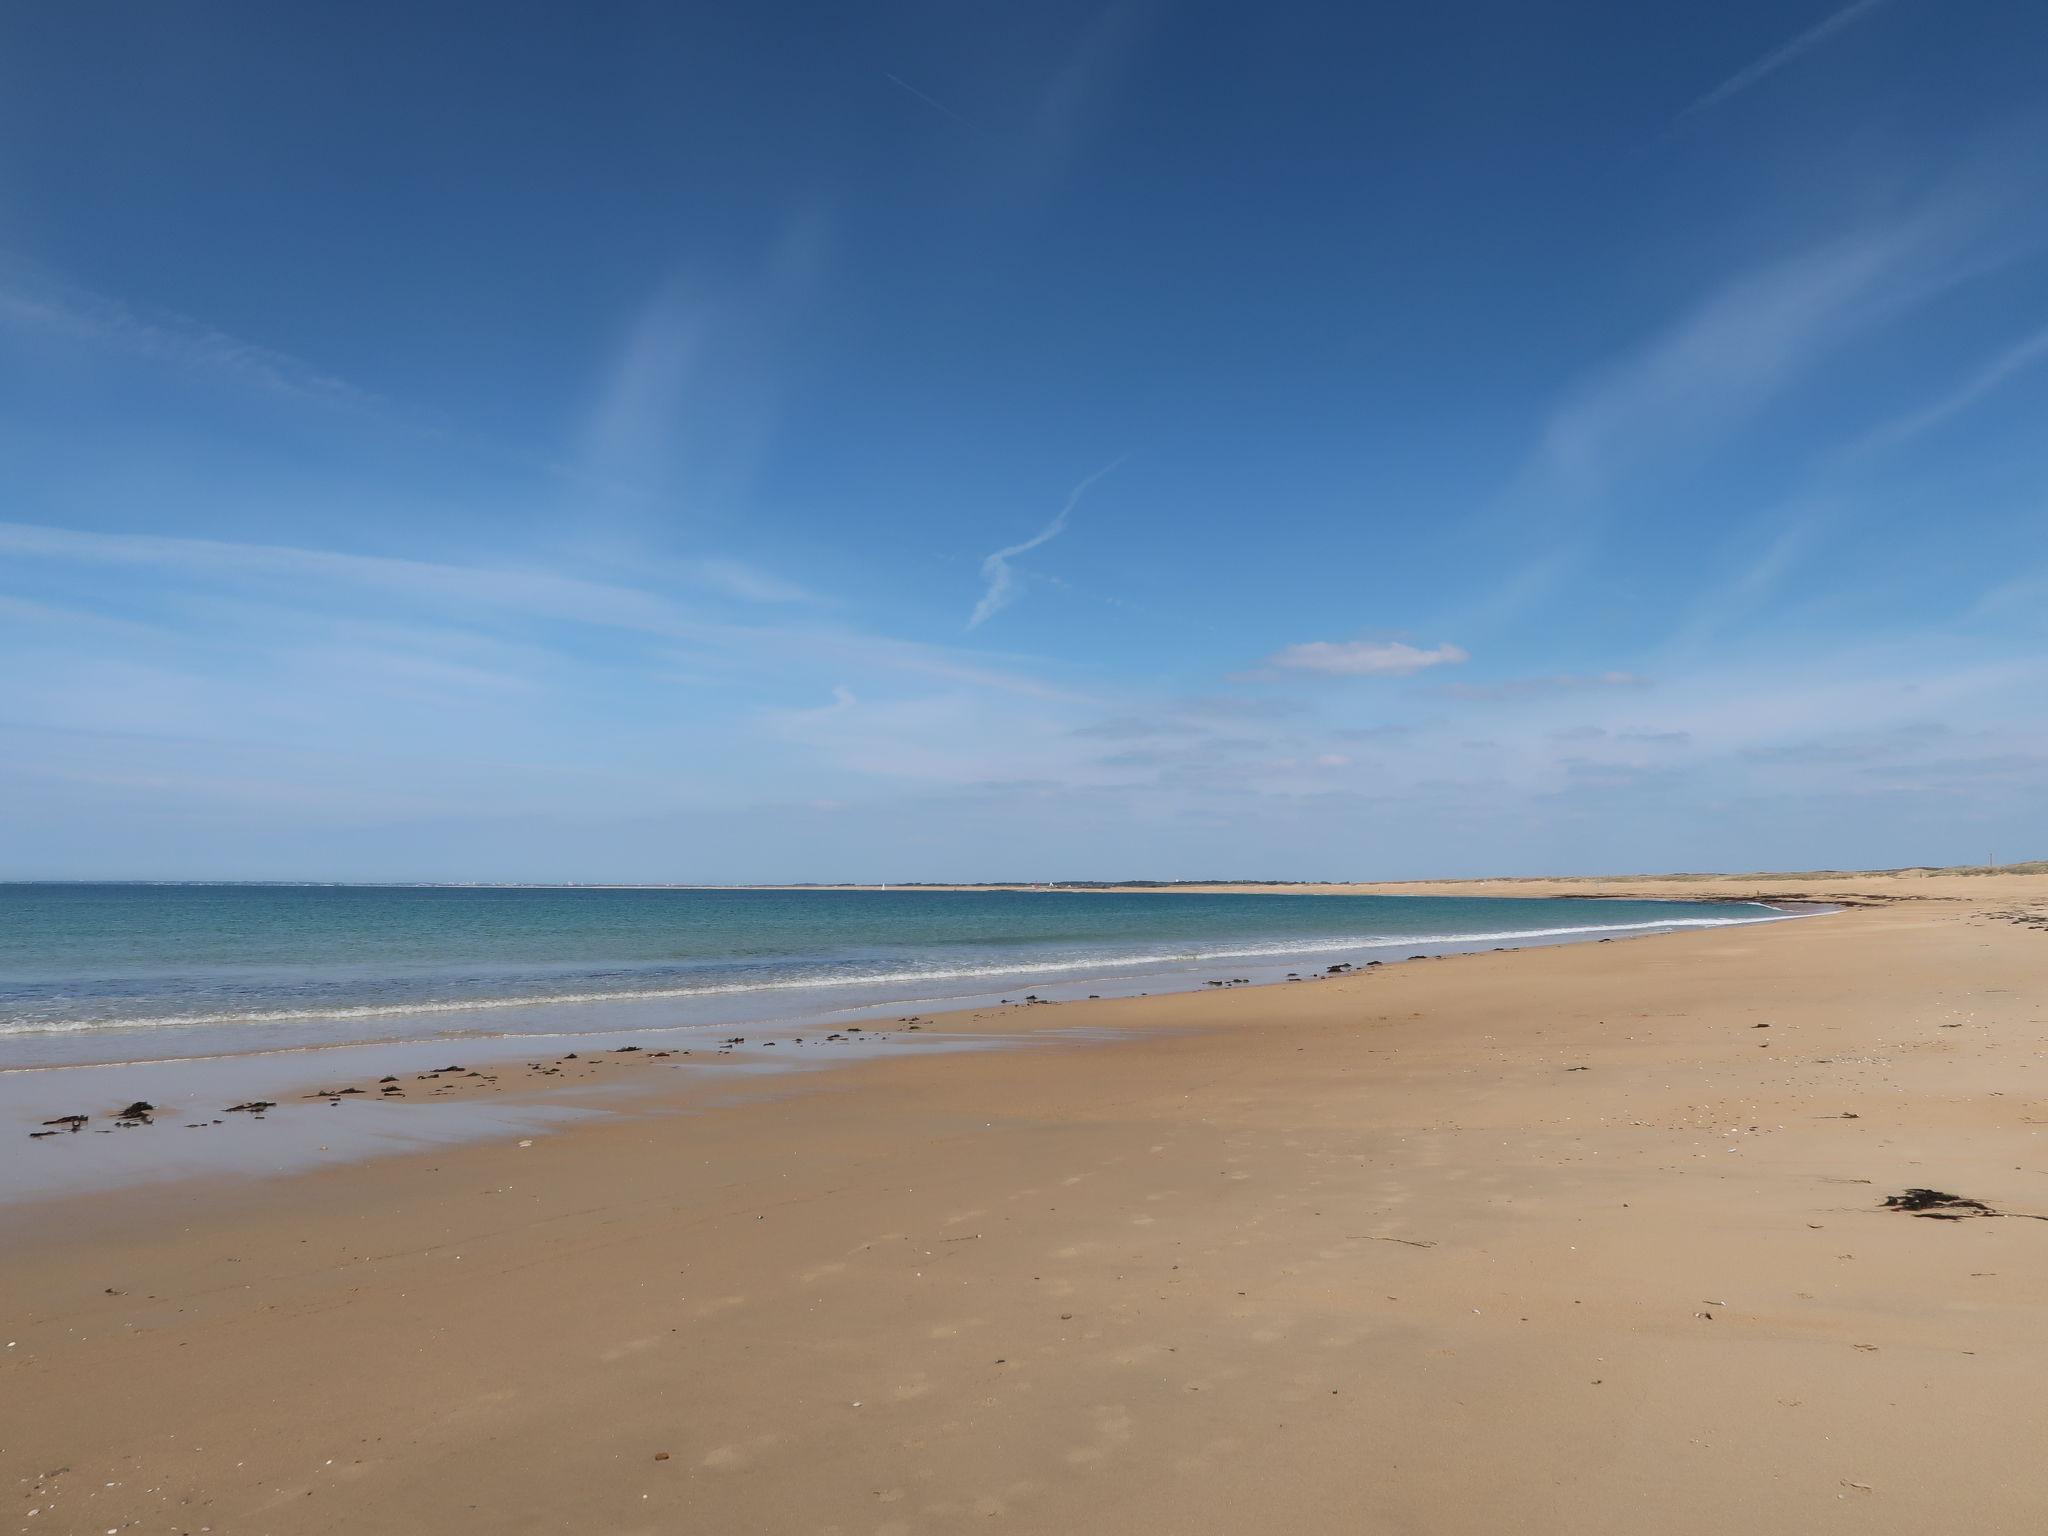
[0, 911, 1803, 1037]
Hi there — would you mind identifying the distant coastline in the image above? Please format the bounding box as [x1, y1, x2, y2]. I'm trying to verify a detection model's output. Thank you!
[4, 858, 2040, 892]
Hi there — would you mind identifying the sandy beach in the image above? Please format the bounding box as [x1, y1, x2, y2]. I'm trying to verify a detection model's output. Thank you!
[5, 871, 2047, 1534]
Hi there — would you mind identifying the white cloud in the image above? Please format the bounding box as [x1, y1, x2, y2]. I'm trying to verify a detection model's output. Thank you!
[1268, 640, 1469, 678]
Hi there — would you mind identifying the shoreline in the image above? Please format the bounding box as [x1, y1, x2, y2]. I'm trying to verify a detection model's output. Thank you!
[4, 874, 2045, 1533]
[2, 889, 1799, 1074]
[0, 900, 1821, 1205]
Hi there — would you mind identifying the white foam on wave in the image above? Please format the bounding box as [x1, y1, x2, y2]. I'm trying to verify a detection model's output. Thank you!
[0, 908, 1806, 1037]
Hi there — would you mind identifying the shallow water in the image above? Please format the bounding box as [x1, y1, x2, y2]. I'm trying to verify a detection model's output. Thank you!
[0, 884, 1802, 1068]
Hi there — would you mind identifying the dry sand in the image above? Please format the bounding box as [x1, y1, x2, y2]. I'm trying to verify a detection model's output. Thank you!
[5, 872, 2047, 1534]
[819, 868, 2048, 905]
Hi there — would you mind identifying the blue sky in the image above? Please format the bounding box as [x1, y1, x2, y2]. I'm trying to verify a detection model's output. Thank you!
[2, 0, 2044, 881]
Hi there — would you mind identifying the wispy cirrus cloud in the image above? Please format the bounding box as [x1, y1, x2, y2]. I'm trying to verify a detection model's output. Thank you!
[685, 558, 816, 605]
[577, 209, 831, 517]
[967, 456, 1125, 629]
[759, 686, 1100, 787]
[1070, 715, 1206, 741]
[884, 1, 1151, 197]
[1471, 174, 2035, 640]
[1680, 0, 1897, 118]
[1025, 0, 1150, 185]
[1973, 564, 2048, 620]
[0, 519, 688, 632]
[1740, 725, 1943, 765]
[0, 272, 370, 408]
[1442, 672, 1650, 702]
[0, 594, 168, 641]
[1266, 639, 1469, 678]
[1854, 319, 2048, 452]
[1523, 213, 1967, 507]
[0, 520, 1067, 701]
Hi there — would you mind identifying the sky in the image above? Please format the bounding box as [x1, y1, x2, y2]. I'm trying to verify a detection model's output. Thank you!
[1, 0, 2045, 882]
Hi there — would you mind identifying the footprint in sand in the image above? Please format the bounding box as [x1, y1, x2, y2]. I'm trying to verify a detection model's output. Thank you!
[1171, 1433, 1244, 1475]
[1064, 1405, 1135, 1466]
[959, 1479, 1043, 1518]
[699, 1431, 780, 1470]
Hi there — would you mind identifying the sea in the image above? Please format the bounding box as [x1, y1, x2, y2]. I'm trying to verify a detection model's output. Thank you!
[0, 883, 1802, 1069]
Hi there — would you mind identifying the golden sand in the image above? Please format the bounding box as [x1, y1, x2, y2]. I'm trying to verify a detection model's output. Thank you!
[5, 872, 2046, 1533]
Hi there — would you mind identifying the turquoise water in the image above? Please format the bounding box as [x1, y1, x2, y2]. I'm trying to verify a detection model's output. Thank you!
[0, 884, 1797, 1067]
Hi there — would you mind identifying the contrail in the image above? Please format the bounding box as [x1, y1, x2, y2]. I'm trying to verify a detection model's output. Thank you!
[884, 72, 979, 131]
[1681, 0, 1895, 117]
[968, 456, 1127, 630]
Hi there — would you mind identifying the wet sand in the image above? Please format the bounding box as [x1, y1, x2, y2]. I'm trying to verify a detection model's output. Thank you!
[4, 873, 2046, 1533]
[0, 1021, 1019, 1203]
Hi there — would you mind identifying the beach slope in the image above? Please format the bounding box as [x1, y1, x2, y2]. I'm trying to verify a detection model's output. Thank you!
[4, 876, 2046, 1533]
